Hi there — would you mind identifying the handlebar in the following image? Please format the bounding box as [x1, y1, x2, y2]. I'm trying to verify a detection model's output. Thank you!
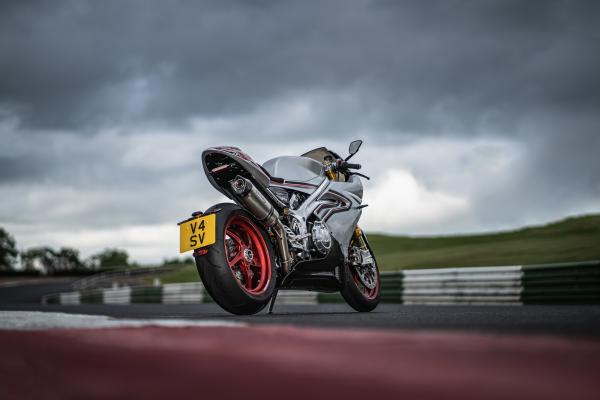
[327, 159, 369, 180]
[338, 160, 361, 170]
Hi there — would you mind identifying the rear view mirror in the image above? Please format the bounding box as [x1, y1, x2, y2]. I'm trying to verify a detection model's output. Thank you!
[347, 140, 363, 160]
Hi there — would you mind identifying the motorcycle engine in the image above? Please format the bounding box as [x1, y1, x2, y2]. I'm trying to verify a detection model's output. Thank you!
[311, 221, 332, 255]
[269, 187, 306, 210]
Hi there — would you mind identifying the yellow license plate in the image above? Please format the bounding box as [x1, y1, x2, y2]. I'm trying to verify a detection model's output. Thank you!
[179, 214, 217, 253]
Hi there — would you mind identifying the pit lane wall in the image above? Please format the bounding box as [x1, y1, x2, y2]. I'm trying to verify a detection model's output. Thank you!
[42, 260, 600, 305]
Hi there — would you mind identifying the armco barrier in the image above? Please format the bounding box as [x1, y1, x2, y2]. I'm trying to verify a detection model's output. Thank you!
[43, 261, 600, 305]
[43, 283, 318, 305]
[72, 266, 175, 290]
[521, 260, 600, 303]
[401, 265, 523, 305]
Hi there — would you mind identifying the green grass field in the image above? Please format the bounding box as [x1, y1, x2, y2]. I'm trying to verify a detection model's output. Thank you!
[370, 214, 600, 270]
[156, 214, 600, 282]
[156, 264, 198, 284]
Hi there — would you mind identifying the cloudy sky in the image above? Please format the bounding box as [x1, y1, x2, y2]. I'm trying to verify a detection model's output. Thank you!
[1, 0, 599, 263]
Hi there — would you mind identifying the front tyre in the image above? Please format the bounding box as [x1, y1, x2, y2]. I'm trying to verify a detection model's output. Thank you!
[340, 231, 380, 312]
[194, 203, 276, 315]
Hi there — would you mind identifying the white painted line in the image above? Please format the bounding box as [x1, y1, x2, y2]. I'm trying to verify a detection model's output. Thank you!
[402, 273, 522, 282]
[403, 287, 522, 295]
[402, 265, 523, 274]
[0, 311, 246, 330]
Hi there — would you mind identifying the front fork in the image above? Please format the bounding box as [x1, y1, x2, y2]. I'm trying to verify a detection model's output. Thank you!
[353, 226, 368, 248]
[348, 225, 369, 268]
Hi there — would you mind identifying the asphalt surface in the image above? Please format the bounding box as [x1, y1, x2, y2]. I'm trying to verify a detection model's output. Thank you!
[0, 302, 598, 338]
[3, 323, 600, 400]
[1, 279, 599, 338]
[2, 280, 600, 399]
[0, 278, 76, 304]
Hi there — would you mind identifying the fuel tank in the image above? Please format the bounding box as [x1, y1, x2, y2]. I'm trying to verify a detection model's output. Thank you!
[262, 155, 326, 196]
[262, 156, 324, 183]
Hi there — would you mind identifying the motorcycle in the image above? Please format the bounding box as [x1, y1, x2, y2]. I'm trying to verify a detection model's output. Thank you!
[178, 140, 380, 315]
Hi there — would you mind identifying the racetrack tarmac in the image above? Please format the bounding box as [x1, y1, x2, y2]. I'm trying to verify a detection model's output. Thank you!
[2, 279, 600, 399]
[2, 302, 600, 338]
[1, 320, 599, 400]
[0, 282, 600, 400]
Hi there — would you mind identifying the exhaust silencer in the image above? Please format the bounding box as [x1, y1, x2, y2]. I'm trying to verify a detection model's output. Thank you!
[230, 176, 293, 274]
[231, 176, 279, 227]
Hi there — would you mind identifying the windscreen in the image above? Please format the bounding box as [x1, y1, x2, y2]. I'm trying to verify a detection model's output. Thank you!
[301, 147, 346, 182]
[301, 147, 339, 164]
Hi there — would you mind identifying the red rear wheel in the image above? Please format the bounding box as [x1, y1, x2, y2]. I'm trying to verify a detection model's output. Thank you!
[194, 203, 276, 315]
[224, 215, 272, 295]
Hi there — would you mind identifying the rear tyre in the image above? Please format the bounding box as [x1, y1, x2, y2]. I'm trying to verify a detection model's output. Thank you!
[340, 232, 380, 312]
[194, 203, 276, 315]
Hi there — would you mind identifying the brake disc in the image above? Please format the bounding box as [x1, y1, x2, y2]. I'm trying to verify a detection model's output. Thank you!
[351, 247, 377, 289]
[356, 265, 377, 289]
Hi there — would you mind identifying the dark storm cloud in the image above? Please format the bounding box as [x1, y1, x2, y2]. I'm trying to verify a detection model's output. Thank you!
[477, 112, 600, 227]
[1, 0, 598, 137]
[0, 155, 45, 183]
[0, 0, 599, 247]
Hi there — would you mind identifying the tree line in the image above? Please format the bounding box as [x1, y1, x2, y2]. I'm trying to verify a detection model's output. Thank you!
[0, 227, 131, 274]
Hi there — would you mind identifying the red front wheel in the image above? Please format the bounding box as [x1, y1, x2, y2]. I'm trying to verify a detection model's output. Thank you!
[340, 231, 381, 312]
[194, 203, 276, 315]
